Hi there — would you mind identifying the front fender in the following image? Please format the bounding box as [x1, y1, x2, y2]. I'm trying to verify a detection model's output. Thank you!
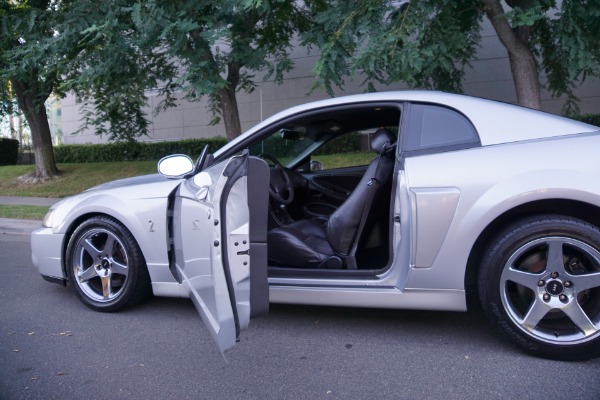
[51, 180, 181, 284]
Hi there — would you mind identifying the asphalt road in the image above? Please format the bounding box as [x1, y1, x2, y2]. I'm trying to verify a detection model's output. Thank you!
[1, 232, 599, 400]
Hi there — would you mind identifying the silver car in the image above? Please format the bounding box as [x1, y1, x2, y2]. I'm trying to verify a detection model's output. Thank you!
[31, 91, 600, 360]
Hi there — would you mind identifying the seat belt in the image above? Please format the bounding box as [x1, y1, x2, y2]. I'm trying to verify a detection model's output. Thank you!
[345, 141, 393, 269]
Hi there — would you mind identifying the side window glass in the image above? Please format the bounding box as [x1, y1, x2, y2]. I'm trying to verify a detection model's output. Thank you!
[405, 104, 478, 152]
[312, 131, 384, 170]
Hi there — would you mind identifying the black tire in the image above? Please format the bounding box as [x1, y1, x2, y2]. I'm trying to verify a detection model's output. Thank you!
[65, 216, 151, 312]
[479, 215, 600, 360]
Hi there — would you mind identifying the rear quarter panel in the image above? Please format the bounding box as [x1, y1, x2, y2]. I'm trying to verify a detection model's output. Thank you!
[403, 131, 600, 291]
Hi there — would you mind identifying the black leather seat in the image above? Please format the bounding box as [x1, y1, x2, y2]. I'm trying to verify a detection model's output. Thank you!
[268, 128, 396, 269]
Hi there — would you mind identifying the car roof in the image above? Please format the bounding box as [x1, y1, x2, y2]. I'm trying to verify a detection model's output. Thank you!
[216, 91, 598, 156]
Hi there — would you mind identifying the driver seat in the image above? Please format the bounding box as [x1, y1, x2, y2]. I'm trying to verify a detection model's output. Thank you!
[267, 128, 396, 269]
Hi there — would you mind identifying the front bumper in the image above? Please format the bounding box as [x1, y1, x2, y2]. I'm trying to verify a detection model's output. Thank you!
[31, 227, 66, 281]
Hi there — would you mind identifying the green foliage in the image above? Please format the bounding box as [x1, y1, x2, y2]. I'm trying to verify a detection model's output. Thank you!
[305, 0, 600, 111]
[1, 0, 308, 144]
[127, 0, 307, 133]
[533, 0, 600, 113]
[304, 0, 482, 95]
[0, 0, 57, 116]
[56, 1, 179, 141]
[568, 114, 600, 127]
[0, 138, 19, 165]
[53, 138, 228, 163]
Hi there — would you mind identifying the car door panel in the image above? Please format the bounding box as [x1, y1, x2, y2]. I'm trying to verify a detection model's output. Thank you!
[172, 154, 269, 353]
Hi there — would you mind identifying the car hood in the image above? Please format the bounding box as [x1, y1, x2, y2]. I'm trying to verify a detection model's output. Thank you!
[84, 173, 174, 192]
[51, 174, 183, 213]
[48, 173, 185, 233]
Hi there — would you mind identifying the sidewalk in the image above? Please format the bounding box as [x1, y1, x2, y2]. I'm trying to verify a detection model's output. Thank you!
[0, 196, 62, 235]
[0, 196, 61, 207]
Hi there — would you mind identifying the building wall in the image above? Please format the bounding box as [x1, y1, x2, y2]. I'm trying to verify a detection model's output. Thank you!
[60, 19, 600, 145]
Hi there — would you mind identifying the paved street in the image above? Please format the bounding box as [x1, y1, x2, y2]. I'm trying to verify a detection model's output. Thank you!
[1, 232, 599, 399]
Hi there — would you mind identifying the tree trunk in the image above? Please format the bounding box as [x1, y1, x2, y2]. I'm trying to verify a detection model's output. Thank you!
[9, 114, 16, 139]
[11, 78, 59, 181]
[217, 85, 242, 141]
[482, 0, 541, 109]
[216, 62, 243, 141]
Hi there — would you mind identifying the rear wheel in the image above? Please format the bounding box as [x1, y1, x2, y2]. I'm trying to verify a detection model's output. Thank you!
[479, 216, 600, 360]
[66, 216, 151, 312]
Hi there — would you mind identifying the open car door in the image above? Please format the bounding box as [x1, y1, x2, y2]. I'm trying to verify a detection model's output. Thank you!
[172, 152, 270, 353]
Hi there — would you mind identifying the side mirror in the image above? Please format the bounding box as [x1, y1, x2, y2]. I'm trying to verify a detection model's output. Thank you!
[157, 154, 194, 178]
[310, 160, 324, 171]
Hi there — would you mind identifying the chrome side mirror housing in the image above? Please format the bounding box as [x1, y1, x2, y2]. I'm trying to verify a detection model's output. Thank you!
[157, 154, 194, 178]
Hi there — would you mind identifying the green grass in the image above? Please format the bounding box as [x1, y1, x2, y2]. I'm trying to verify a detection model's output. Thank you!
[0, 161, 157, 198]
[0, 205, 49, 220]
[313, 152, 374, 169]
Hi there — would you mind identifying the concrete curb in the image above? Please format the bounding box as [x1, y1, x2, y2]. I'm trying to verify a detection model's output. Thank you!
[0, 218, 42, 236]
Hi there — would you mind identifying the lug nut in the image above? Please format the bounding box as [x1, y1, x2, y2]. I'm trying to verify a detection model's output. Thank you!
[564, 281, 573, 288]
[543, 293, 551, 302]
[538, 280, 545, 287]
[551, 272, 559, 279]
[559, 294, 568, 302]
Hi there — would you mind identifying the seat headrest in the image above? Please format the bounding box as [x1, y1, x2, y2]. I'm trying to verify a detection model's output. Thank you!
[371, 128, 395, 153]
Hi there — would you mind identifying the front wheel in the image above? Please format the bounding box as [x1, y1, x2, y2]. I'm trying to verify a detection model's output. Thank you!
[479, 216, 600, 360]
[66, 216, 151, 312]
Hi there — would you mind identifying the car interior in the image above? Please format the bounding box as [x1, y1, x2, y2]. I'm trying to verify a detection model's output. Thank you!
[245, 104, 402, 274]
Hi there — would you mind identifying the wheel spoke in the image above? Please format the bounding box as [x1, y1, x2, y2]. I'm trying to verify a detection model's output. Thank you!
[545, 240, 565, 273]
[503, 268, 541, 290]
[100, 275, 112, 300]
[110, 260, 128, 276]
[77, 265, 98, 283]
[570, 271, 600, 292]
[81, 238, 102, 259]
[103, 235, 116, 256]
[521, 298, 550, 332]
[562, 301, 598, 337]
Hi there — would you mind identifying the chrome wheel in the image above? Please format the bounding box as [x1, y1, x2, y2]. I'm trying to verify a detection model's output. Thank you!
[480, 216, 600, 360]
[500, 237, 600, 344]
[71, 227, 129, 302]
[66, 216, 151, 312]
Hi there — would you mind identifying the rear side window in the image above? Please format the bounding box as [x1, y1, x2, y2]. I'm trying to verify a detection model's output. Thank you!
[404, 104, 479, 154]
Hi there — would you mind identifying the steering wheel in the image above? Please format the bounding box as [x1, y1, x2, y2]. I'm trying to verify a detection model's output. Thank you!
[259, 153, 295, 205]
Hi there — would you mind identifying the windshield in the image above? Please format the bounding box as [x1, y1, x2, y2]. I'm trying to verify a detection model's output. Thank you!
[248, 127, 317, 166]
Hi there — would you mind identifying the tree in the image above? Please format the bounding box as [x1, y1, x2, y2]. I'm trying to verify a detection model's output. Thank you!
[58, 1, 177, 142]
[1, 0, 60, 181]
[304, 0, 600, 112]
[1, 0, 305, 184]
[128, 0, 307, 141]
[1, 0, 164, 180]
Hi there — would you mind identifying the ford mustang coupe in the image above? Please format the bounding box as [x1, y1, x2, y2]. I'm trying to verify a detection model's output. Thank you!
[31, 91, 600, 360]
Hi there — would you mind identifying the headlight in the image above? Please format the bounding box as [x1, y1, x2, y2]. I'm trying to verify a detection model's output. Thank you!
[42, 208, 55, 228]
